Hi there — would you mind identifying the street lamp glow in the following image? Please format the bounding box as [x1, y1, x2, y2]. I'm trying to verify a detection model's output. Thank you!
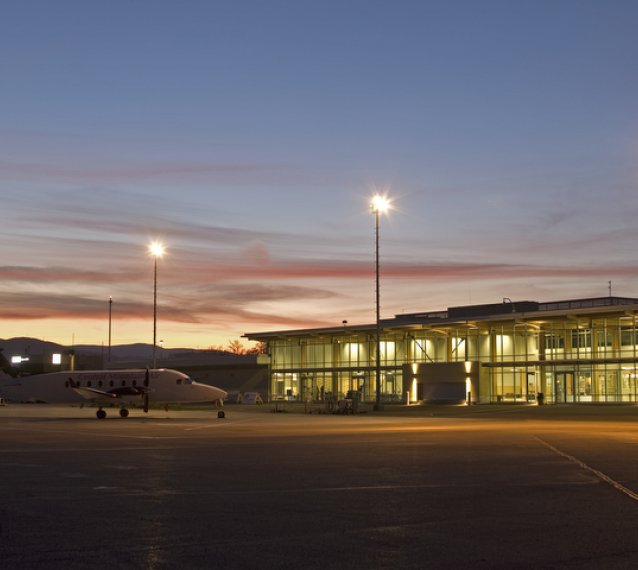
[370, 194, 391, 214]
[149, 241, 165, 258]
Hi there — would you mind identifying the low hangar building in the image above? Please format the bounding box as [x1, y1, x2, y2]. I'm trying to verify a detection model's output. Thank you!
[244, 296, 638, 405]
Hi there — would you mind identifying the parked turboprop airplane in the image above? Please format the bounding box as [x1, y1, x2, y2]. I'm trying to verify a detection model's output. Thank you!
[0, 368, 228, 419]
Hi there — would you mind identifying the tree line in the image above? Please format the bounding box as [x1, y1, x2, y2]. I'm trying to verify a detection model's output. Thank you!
[209, 340, 266, 355]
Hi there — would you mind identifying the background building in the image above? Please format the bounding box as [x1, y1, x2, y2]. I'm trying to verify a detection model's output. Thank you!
[0, 339, 267, 396]
[245, 297, 638, 405]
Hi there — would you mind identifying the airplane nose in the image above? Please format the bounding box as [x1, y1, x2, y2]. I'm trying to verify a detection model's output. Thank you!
[194, 382, 226, 401]
[211, 388, 227, 402]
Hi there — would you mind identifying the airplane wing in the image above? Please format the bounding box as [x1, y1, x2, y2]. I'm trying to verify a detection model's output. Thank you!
[67, 380, 120, 400]
[67, 377, 147, 401]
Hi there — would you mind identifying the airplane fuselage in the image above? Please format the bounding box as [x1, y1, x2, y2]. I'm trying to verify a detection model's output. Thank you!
[0, 368, 226, 405]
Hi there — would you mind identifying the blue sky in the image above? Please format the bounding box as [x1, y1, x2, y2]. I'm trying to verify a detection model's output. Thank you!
[1, 0, 638, 348]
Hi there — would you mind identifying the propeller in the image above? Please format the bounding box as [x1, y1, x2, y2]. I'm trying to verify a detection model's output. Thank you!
[143, 367, 150, 413]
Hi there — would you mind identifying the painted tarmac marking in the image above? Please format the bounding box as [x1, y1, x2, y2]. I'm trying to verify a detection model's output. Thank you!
[183, 416, 260, 431]
[85, 479, 600, 499]
[535, 436, 638, 502]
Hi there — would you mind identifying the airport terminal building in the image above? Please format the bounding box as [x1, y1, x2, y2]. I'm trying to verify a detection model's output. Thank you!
[245, 296, 638, 405]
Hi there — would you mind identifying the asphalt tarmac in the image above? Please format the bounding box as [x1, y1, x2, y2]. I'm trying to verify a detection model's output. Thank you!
[2, 402, 638, 569]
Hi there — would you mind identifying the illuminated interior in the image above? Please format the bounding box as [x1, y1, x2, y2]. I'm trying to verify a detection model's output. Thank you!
[246, 297, 638, 404]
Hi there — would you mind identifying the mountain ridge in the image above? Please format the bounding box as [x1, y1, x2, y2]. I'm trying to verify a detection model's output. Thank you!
[0, 337, 231, 361]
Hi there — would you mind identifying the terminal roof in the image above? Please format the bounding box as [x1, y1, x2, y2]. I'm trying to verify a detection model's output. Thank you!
[243, 296, 638, 340]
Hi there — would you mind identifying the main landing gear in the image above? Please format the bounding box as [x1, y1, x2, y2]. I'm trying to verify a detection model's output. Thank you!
[95, 407, 130, 419]
[94, 406, 227, 419]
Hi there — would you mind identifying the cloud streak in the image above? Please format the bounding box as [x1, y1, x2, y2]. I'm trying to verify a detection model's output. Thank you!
[4, 258, 638, 291]
[0, 158, 281, 185]
[2, 257, 637, 331]
[0, 287, 338, 330]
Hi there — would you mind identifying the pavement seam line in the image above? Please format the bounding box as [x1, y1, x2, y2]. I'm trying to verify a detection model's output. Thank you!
[534, 436, 638, 503]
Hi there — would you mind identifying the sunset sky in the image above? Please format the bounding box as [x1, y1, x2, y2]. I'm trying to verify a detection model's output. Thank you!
[2, 1, 638, 349]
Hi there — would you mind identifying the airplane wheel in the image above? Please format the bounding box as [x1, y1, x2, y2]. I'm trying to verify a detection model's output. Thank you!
[96, 409, 107, 419]
[119, 408, 129, 418]
[218, 410, 225, 419]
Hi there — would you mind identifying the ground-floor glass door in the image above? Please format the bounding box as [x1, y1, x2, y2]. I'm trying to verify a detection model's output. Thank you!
[554, 371, 575, 403]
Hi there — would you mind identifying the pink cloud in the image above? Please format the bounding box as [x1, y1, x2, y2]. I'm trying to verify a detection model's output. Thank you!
[0, 159, 279, 184]
[4, 257, 638, 289]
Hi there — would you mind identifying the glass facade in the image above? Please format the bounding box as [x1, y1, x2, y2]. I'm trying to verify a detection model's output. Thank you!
[246, 297, 638, 404]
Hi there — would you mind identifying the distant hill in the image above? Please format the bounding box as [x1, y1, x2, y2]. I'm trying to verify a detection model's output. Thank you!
[0, 337, 65, 356]
[0, 337, 232, 362]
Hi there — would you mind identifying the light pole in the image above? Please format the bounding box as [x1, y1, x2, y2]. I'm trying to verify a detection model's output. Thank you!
[370, 194, 390, 411]
[108, 296, 112, 363]
[149, 241, 165, 369]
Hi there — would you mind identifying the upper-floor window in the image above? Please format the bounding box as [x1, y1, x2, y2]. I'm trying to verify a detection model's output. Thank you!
[545, 334, 565, 349]
[596, 331, 612, 348]
[380, 341, 396, 362]
[571, 330, 591, 349]
[621, 327, 637, 346]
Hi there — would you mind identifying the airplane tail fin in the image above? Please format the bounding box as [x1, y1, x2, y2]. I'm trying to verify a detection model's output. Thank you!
[0, 348, 18, 378]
